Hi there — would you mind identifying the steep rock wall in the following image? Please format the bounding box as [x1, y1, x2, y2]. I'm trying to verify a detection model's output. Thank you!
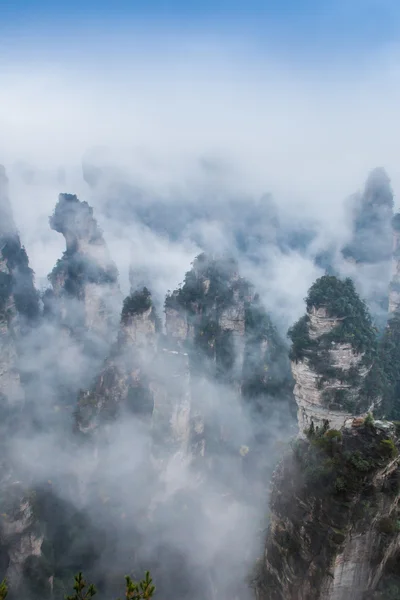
[292, 307, 368, 435]
[76, 288, 192, 462]
[76, 297, 158, 433]
[0, 166, 39, 406]
[0, 491, 43, 591]
[48, 193, 120, 349]
[289, 277, 378, 435]
[255, 420, 400, 600]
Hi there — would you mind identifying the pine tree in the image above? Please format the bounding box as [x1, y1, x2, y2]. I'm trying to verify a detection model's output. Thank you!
[65, 571, 155, 600]
[0, 579, 7, 600]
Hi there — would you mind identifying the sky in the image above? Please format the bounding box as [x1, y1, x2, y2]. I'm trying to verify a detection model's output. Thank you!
[2, 0, 400, 298]
[2, 0, 400, 62]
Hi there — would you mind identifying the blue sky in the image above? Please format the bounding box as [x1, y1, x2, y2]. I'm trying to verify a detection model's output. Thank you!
[3, 1, 400, 296]
[2, 0, 400, 64]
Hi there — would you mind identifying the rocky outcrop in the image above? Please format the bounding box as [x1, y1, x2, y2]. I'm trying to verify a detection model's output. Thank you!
[77, 254, 292, 471]
[0, 169, 44, 598]
[343, 168, 394, 266]
[289, 276, 379, 435]
[76, 286, 191, 461]
[341, 169, 394, 329]
[165, 254, 289, 391]
[0, 166, 39, 406]
[254, 419, 400, 600]
[150, 348, 191, 463]
[76, 288, 158, 433]
[47, 193, 120, 350]
[164, 254, 293, 465]
[256, 275, 395, 600]
[0, 494, 43, 590]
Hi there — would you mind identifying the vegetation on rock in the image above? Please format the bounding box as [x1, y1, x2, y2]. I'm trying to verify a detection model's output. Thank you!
[288, 275, 380, 412]
[256, 420, 400, 599]
[121, 288, 153, 323]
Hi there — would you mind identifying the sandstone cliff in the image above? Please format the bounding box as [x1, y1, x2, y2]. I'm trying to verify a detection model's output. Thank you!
[255, 275, 393, 600]
[0, 488, 43, 591]
[0, 166, 39, 406]
[76, 287, 158, 433]
[76, 286, 191, 464]
[288, 275, 379, 435]
[47, 193, 120, 354]
[0, 168, 44, 597]
[343, 168, 393, 266]
[255, 418, 400, 600]
[165, 254, 293, 462]
[76, 253, 292, 475]
[341, 168, 394, 328]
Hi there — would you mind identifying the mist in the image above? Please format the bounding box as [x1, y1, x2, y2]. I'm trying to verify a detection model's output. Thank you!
[1, 26, 400, 600]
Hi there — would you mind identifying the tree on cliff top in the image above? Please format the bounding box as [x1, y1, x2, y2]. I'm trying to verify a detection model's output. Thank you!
[288, 275, 381, 413]
[291, 275, 377, 360]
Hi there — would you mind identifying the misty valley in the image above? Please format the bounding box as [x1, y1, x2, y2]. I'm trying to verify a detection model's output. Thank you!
[1, 164, 400, 600]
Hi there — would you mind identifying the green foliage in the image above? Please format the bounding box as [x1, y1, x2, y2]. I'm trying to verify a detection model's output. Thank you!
[334, 476, 346, 493]
[121, 288, 152, 323]
[288, 275, 380, 414]
[290, 275, 377, 358]
[65, 571, 155, 600]
[377, 516, 400, 536]
[1, 237, 39, 320]
[65, 572, 96, 600]
[329, 528, 346, 545]
[0, 271, 12, 318]
[364, 412, 375, 428]
[165, 254, 250, 383]
[346, 450, 373, 473]
[288, 315, 313, 362]
[325, 429, 343, 442]
[378, 314, 400, 420]
[297, 421, 399, 497]
[308, 426, 342, 456]
[49, 250, 117, 299]
[379, 439, 398, 459]
[0, 579, 7, 600]
[242, 294, 293, 403]
[165, 254, 241, 315]
[124, 571, 155, 600]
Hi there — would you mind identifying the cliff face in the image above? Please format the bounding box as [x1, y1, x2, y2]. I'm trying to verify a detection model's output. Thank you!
[0, 169, 45, 598]
[0, 166, 39, 406]
[0, 491, 43, 591]
[165, 254, 249, 384]
[47, 193, 120, 352]
[76, 288, 158, 433]
[289, 276, 379, 435]
[255, 419, 400, 600]
[341, 168, 394, 329]
[165, 254, 293, 461]
[255, 275, 395, 600]
[76, 286, 191, 462]
[165, 254, 291, 395]
[76, 254, 292, 476]
[343, 168, 394, 266]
